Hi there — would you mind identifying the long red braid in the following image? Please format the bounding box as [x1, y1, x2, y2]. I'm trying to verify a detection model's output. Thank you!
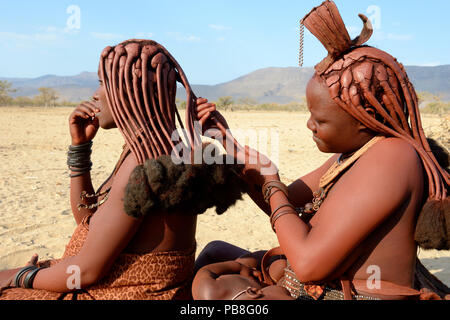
[99, 39, 201, 165]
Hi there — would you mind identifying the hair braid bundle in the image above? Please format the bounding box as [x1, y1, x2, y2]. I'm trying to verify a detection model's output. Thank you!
[99, 39, 201, 165]
[320, 48, 449, 202]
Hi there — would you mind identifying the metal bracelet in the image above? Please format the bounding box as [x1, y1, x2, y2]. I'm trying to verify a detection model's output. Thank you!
[13, 266, 36, 287]
[67, 141, 93, 173]
[269, 203, 296, 221]
[271, 209, 298, 232]
[23, 267, 45, 289]
[69, 141, 93, 152]
[69, 165, 93, 172]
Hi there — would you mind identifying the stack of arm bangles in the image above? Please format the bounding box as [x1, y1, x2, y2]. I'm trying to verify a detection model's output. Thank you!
[269, 203, 298, 232]
[13, 265, 46, 289]
[67, 141, 93, 178]
[263, 181, 299, 232]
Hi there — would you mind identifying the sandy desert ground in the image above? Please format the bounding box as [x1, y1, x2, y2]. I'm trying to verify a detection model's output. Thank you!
[0, 106, 449, 287]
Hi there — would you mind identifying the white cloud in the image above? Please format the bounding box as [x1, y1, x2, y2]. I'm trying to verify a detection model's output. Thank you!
[0, 31, 31, 41]
[343, 26, 412, 42]
[166, 32, 200, 42]
[134, 32, 155, 39]
[209, 24, 231, 31]
[90, 32, 125, 40]
[386, 33, 413, 41]
[372, 30, 413, 41]
[0, 25, 81, 48]
[38, 25, 79, 36]
[185, 35, 201, 42]
[34, 33, 59, 41]
[414, 62, 441, 67]
[0, 30, 62, 43]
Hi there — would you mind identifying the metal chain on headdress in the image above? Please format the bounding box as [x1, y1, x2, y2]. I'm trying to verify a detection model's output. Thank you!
[299, 21, 305, 67]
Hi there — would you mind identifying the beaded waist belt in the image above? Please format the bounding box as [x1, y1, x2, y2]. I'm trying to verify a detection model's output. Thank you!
[280, 266, 378, 300]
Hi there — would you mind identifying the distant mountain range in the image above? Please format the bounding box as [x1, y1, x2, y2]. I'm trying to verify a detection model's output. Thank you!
[2, 65, 450, 104]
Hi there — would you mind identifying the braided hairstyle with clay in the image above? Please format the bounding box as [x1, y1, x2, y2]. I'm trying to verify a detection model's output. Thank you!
[99, 39, 201, 165]
[98, 39, 245, 218]
[302, 1, 449, 250]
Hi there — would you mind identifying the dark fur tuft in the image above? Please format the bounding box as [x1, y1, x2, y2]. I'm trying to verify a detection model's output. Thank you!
[123, 147, 246, 218]
[415, 198, 450, 250]
[427, 138, 449, 173]
[123, 166, 156, 219]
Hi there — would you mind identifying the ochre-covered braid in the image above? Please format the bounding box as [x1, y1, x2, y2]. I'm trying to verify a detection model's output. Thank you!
[99, 39, 201, 165]
[319, 48, 449, 201]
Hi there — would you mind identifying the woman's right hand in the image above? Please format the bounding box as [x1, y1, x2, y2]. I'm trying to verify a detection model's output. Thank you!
[196, 97, 229, 136]
[69, 101, 100, 146]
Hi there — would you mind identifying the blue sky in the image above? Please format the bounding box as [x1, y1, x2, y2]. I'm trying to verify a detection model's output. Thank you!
[0, 0, 449, 85]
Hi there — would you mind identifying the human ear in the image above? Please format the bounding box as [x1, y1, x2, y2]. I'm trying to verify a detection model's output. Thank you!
[364, 107, 377, 118]
[354, 107, 377, 131]
[364, 106, 388, 126]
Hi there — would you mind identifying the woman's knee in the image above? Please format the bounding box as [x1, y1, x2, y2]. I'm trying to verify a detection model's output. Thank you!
[202, 240, 231, 253]
[195, 240, 249, 272]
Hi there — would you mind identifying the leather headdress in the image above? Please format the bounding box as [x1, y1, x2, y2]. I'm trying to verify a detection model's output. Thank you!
[301, 0, 373, 75]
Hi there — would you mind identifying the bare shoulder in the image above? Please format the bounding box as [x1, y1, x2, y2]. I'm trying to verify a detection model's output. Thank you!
[370, 137, 419, 159]
[87, 152, 140, 230]
[348, 137, 424, 193]
[111, 153, 139, 190]
[362, 137, 422, 173]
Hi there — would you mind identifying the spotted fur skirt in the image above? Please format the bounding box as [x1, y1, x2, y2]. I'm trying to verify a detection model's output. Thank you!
[0, 216, 194, 300]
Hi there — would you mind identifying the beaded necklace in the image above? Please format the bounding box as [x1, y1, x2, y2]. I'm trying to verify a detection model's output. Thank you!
[297, 136, 385, 220]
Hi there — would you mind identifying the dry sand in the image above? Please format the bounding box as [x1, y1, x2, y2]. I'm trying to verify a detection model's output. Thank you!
[0, 106, 449, 286]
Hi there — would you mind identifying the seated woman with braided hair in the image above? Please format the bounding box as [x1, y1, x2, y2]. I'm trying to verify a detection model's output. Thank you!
[0, 39, 245, 300]
[194, 1, 450, 300]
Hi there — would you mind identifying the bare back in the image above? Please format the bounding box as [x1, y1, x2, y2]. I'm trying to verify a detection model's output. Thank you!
[92, 153, 197, 255]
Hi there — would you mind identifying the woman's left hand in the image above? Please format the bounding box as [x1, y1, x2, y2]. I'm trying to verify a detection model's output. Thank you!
[25, 254, 39, 267]
[195, 97, 230, 136]
[236, 145, 279, 185]
[0, 254, 39, 292]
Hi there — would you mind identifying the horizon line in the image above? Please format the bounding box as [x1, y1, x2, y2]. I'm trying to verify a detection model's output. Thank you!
[1, 64, 450, 86]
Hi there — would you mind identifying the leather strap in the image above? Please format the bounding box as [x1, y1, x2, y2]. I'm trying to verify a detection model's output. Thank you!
[340, 278, 353, 300]
[261, 246, 284, 286]
[351, 279, 421, 300]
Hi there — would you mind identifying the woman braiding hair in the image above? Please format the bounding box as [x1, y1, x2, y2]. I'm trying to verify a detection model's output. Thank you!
[301, 1, 449, 250]
[194, 1, 449, 300]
